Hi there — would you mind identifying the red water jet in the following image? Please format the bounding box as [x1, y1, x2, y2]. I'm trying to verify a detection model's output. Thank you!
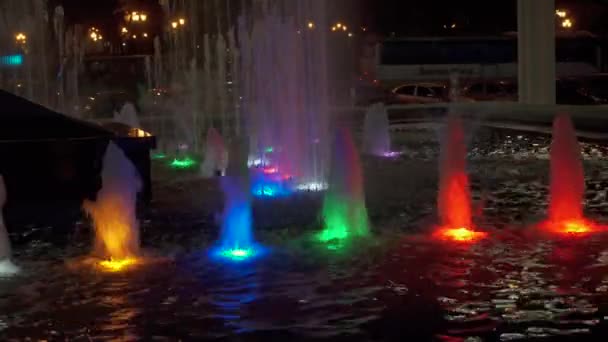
[435, 114, 485, 242]
[546, 113, 594, 235]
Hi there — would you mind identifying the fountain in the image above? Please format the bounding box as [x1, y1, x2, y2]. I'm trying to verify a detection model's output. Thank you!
[239, 0, 331, 190]
[545, 113, 595, 234]
[0, 1, 55, 109]
[83, 142, 141, 271]
[319, 128, 369, 246]
[114, 102, 141, 128]
[0, 175, 20, 276]
[434, 114, 486, 242]
[363, 102, 392, 156]
[213, 137, 260, 261]
[200, 127, 229, 177]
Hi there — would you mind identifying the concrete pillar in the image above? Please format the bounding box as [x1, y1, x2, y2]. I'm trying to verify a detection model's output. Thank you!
[518, 0, 556, 104]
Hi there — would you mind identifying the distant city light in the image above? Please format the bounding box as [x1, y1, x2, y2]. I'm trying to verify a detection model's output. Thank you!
[143, 32, 148, 38]
[132, 34, 137, 39]
[121, 27, 128, 34]
[179, 18, 186, 26]
[451, 23, 457, 28]
[336, 23, 342, 28]
[348, 32, 353, 37]
[556, 9, 567, 18]
[15, 32, 26, 44]
[307, 21, 315, 29]
[342, 25, 347, 31]
[562, 18, 573, 28]
[127, 11, 147, 23]
[171, 21, 178, 29]
[89, 27, 102, 42]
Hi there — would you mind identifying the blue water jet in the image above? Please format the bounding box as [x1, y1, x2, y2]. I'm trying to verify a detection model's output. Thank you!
[212, 139, 263, 262]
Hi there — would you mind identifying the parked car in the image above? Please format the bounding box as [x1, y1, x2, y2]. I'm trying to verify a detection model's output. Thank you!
[560, 75, 608, 104]
[461, 80, 518, 102]
[556, 79, 600, 105]
[461, 78, 600, 105]
[388, 82, 448, 104]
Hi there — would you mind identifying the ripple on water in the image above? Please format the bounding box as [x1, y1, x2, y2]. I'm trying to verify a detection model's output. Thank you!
[2, 132, 608, 340]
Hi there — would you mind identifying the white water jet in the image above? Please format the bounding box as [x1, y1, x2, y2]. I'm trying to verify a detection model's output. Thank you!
[200, 127, 229, 177]
[238, 0, 331, 187]
[0, 175, 20, 277]
[363, 103, 391, 156]
[114, 102, 141, 128]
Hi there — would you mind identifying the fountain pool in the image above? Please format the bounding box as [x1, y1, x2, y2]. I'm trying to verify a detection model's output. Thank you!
[3, 124, 608, 340]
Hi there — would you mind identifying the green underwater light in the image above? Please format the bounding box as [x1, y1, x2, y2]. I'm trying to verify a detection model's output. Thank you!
[318, 224, 349, 242]
[318, 195, 369, 249]
[170, 157, 197, 169]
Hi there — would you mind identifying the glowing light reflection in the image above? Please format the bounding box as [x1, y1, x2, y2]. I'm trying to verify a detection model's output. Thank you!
[219, 248, 254, 261]
[98, 257, 137, 272]
[296, 182, 328, 192]
[382, 151, 403, 158]
[434, 227, 487, 243]
[545, 219, 597, 236]
[170, 157, 197, 169]
[247, 157, 269, 168]
[262, 167, 278, 174]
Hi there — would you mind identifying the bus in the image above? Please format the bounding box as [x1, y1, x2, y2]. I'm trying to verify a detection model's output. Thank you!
[376, 33, 601, 84]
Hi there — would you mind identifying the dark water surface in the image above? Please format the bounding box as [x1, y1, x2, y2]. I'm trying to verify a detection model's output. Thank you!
[2, 127, 608, 341]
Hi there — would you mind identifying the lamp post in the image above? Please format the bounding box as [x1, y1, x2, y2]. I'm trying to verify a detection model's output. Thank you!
[15, 33, 27, 45]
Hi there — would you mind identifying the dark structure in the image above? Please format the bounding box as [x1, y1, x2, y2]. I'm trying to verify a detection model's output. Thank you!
[0, 90, 155, 205]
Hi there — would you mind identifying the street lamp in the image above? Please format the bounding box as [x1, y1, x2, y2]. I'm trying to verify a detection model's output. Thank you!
[89, 27, 102, 42]
[562, 18, 573, 29]
[171, 21, 178, 29]
[127, 11, 148, 23]
[556, 9, 567, 18]
[179, 18, 186, 26]
[15, 32, 26, 44]
[307, 21, 314, 29]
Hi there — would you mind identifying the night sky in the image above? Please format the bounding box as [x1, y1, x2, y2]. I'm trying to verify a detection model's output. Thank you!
[55, 0, 608, 37]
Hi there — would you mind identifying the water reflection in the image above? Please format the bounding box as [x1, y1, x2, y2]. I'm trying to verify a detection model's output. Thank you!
[96, 279, 139, 341]
[384, 230, 608, 340]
